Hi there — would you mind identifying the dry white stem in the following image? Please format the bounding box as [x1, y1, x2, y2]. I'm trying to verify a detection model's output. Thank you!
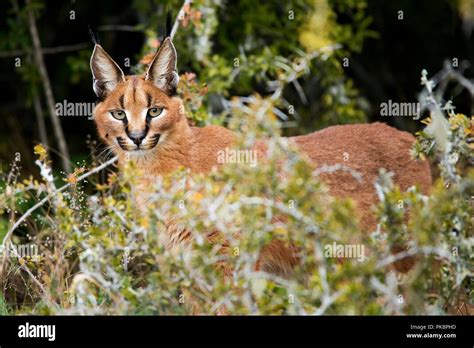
[376, 246, 455, 269]
[313, 290, 343, 315]
[170, 0, 193, 40]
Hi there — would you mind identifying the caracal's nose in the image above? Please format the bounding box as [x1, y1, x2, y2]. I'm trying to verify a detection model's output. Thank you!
[127, 131, 147, 146]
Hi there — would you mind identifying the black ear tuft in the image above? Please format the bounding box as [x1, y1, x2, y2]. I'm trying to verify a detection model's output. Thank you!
[165, 11, 173, 39]
[88, 25, 100, 45]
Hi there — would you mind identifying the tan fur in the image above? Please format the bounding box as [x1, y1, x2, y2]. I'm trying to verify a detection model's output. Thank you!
[91, 41, 432, 279]
[290, 123, 432, 229]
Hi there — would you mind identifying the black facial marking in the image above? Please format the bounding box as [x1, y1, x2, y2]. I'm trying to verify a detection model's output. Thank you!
[119, 94, 124, 109]
[116, 136, 128, 150]
[150, 134, 161, 147]
[146, 93, 152, 108]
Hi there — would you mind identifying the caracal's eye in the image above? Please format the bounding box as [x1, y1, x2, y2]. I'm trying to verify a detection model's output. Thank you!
[147, 107, 163, 118]
[110, 110, 126, 120]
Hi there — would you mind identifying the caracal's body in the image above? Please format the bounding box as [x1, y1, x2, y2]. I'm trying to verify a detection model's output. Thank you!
[90, 35, 431, 277]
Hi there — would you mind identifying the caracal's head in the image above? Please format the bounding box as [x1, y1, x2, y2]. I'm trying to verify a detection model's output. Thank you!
[90, 37, 184, 158]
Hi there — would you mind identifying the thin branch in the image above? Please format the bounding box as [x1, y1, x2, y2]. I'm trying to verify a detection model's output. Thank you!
[170, 0, 193, 40]
[26, 0, 71, 173]
[32, 84, 49, 149]
[313, 164, 364, 183]
[376, 246, 456, 269]
[291, 79, 308, 105]
[97, 25, 141, 32]
[228, 196, 321, 234]
[0, 42, 89, 58]
[313, 290, 343, 315]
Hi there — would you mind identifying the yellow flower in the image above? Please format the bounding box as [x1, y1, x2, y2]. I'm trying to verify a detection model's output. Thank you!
[193, 192, 204, 202]
[299, 0, 334, 52]
[34, 144, 48, 161]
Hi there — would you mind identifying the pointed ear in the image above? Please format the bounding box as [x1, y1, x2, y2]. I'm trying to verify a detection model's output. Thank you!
[145, 37, 179, 95]
[90, 44, 125, 100]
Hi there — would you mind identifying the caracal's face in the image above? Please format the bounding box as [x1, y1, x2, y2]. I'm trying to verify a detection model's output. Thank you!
[93, 76, 182, 156]
[90, 37, 181, 158]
